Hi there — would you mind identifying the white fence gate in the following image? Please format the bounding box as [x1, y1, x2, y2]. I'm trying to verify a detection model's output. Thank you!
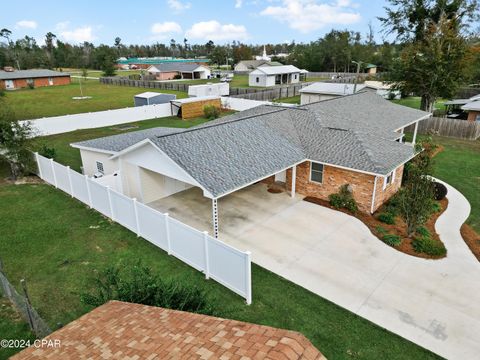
[35, 153, 252, 304]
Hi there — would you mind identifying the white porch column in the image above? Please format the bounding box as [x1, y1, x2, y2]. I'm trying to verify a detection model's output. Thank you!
[291, 165, 296, 198]
[212, 198, 219, 238]
[400, 128, 404, 143]
[412, 121, 419, 146]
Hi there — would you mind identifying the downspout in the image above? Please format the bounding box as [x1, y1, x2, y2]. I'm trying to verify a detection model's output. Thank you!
[370, 176, 378, 214]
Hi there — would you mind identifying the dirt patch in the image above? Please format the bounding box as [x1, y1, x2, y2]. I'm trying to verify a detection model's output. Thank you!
[303, 197, 448, 260]
[461, 224, 480, 261]
[267, 182, 285, 194]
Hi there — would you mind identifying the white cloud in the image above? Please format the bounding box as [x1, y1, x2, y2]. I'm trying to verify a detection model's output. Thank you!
[235, 0, 243, 8]
[168, 0, 191, 11]
[261, 0, 361, 33]
[60, 26, 96, 43]
[150, 21, 182, 40]
[186, 21, 248, 41]
[15, 20, 37, 29]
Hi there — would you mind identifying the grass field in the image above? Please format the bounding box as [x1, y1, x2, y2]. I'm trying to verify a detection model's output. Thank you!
[0, 182, 440, 360]
[4, 78, 187, 120]
[391, 97, 447, 111]
[0, 299, 35, 359]
[431, 136, 480, 232]
[275, 95, 301, 104]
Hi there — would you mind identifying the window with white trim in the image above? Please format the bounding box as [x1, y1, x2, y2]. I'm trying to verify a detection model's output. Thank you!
[383, 170, 395, 190]
[310, 162, 324, 183]
[256, 77, 260, 83]
[96, 161, 104, 174]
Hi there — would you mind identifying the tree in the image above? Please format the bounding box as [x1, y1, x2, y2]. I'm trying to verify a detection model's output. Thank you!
[396, 139, 436, 236]
[0, 102, 34, 180]
[45, 32, 56, 68]
[95, 45, 116, 76]
[380, 0, 479, 111]
[205, 40, 214, 55]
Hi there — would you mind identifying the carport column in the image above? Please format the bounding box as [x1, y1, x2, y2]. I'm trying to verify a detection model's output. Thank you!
[291, 165, 296, 198]
[212, 198, 219, 238]
[400, 128, 404, 143]
[412, 121, 419, 146]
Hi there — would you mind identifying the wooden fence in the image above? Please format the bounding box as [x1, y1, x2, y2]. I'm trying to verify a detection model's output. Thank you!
[406, 116, 480, 140]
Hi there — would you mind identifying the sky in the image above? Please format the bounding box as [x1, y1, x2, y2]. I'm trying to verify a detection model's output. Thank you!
[1, 0, 392, 46]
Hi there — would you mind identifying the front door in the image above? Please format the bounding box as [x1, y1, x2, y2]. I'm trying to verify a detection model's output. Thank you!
[5, 80, 14, 89]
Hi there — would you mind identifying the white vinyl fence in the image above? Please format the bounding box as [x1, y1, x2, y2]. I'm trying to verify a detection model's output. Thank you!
[23, 103, 173, 137]
[35, 153, 252, 304]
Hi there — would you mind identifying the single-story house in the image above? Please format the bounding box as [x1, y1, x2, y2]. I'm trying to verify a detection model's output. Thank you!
[170, 96, 221, 120]
[12, 301, 326, 359]
[365, 63, 377, 75]
[71, 91, 430, 236]
[462, 99, 480, 122]
[444, 94, 480, 120]
[234, 60, 282, 72]
[299, 82, 366, 104]
[147, 63, 211, 80]
[133, 92, 176, 106]
[364, 81, 401, 100]
[0, 68, 71, 90]
[248, 65, 301, 87]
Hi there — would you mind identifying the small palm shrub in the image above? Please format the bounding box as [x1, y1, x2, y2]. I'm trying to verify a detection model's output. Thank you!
[378, 212, 395, 225]
[412, 236, 447, 256]
[382, 234, 402, 247]
[81, 262, 215, 315]
[329, 184, 358, 212]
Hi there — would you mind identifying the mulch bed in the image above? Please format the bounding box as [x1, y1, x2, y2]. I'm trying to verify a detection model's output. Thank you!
[303, 196, 448, 260]
[461, 224, 480, 261]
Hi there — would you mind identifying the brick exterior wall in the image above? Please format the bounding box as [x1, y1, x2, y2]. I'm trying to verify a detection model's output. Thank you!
[282, 161, 404, 213]
[4, 76, 70, 89]
[467, 110, 480, 122]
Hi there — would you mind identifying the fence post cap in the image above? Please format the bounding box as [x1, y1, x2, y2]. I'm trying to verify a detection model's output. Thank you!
[132, 197, 137, 201]
[203, 230, 209, 235]
[165, 212, 169, 217]
[245, 251, 252, 256]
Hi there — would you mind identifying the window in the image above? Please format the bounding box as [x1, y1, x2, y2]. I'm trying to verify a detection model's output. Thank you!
[96, 161, 104, 174]
[294, 74, 297, 79]
[310, 162, 324, 183]
[476, 114, 480, 122]
[256, 77, 259, 83]
[383, 170, 395, 190]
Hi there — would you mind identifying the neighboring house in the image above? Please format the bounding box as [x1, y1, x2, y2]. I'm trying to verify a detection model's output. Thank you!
[462, 99, 480, 122]
[12, 301, 326, 359]
[364, 80, 401, 100]
[233, 60, 282, 72]
[365, 63, 377, 75]
[116, 57, 209, 70]
[133, 92, 176, 106]
[249, 65, 301, 87]
[299, 82, 366, 104]
[147, 63, 211, 80]
[0, 68, 71, 90]
[71, 92, 429, 235]
[444, 94, 480, 120]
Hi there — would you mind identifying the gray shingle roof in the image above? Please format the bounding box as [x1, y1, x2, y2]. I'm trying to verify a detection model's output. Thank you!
[149, 63, 206, 72]
[72, 92, 430, 198]
[0, 69, 69, 80]
[299, 82, 366, 95]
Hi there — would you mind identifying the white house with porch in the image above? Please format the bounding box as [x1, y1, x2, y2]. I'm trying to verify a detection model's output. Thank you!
[248, 65, 301, 87]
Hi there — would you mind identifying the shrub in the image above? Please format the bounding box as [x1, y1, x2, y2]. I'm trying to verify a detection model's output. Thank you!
[412, 236, 447, 256]
[81, 262, 215, 315]
[173, 74, 182, 79]
[376, 226, 388, 236]
[27, 82, 35, 89]
[378, 212, 395, 225]
[384, 195, 400, 216]
[203, 105, 220, 120]
[329, 184, 358, 212]
[416, 226, 431, 237]
[0, 86, 5, 97]
[382, 234, 402, 247]
[433, 182, 448, 200]
[39, 144, 56, 159]
[431, 202, 442, 213]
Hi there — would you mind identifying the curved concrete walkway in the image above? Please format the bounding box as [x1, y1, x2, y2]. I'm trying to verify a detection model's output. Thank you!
[222, 181, 480, 360]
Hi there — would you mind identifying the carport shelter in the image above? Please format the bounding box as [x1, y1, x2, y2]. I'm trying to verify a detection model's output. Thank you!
[71, 91, 430, 238]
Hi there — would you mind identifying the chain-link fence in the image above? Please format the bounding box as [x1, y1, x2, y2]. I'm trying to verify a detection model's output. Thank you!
[0, 261, 51, 338]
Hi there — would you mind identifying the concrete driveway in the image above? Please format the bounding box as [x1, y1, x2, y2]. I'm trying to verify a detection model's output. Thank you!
[149, 182, 480, 360]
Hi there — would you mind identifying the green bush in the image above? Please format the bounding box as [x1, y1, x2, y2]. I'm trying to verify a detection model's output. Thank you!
[39, 144, 56, 159]
[329, 184, 358, 212]
[81, 262, 215, 315]
[416, 226, 431, 237]
[412, 236, 447, 256]
[378, 212, 396, 225]
[384, 195, 400, 216]
[382, 234, 402, 247]
[431, 201, 442, 213]
[27, 82, 35, 90]
[203, 105, 220, 120]
[173, 74, 182, 79]
[0, 86, 5, 97]
[376, 226, 388, 236]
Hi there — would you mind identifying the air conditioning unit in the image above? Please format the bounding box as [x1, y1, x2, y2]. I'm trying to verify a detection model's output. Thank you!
[93, 172, 103, 178]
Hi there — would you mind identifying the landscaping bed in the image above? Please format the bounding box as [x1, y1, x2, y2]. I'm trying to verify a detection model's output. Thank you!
[303, 196, 448, 259]
[461, 224, 480, 261]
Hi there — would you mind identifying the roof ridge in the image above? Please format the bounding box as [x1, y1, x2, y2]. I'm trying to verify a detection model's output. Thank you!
[350, 131, 386, 172]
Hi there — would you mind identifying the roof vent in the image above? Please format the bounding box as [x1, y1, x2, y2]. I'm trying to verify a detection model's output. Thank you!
[3, 66, 14, 72]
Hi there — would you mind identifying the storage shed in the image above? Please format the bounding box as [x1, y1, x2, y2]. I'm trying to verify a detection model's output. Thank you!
[170, 96, 221, 120]
[134, 92, 176, 106]
[188, 83, 229, 97]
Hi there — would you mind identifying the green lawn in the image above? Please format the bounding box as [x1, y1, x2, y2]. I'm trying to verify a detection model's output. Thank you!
[0, 182, 440, 360]
[391, 97, 447, 111]
[0, 299, 35, 359]
[275, 95, 301, 104]
[431, 136, 480, 232]
[4, 78, 187, 120]
[29, 116, 215, 172]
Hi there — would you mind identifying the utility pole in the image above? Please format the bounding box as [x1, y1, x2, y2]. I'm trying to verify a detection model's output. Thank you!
[352, 60, 363, 93]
